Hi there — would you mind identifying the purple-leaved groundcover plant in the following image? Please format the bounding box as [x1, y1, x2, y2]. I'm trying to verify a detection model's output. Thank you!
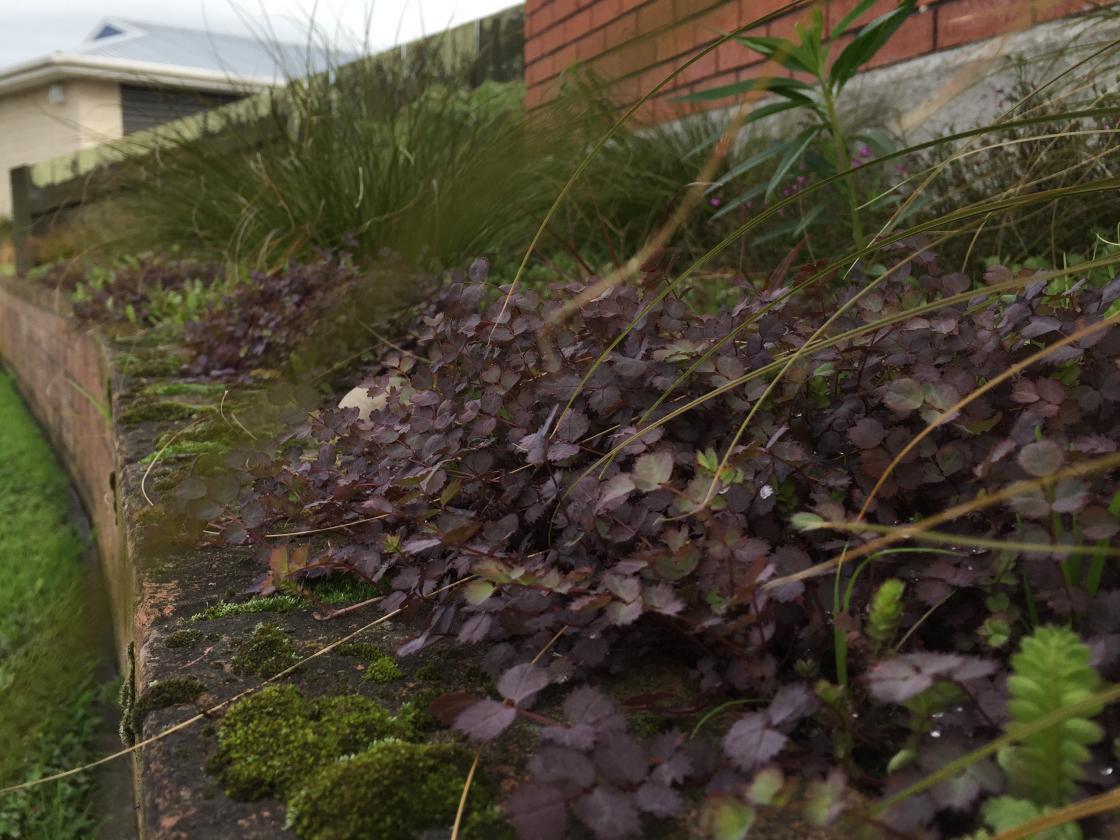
[200, 239, 1120, 837]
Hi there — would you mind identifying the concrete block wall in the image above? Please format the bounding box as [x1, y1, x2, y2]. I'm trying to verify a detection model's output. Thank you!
[524, 0, 1099, 115]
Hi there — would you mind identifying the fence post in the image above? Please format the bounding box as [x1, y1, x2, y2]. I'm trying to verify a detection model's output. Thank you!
[10, 165, 32, 276]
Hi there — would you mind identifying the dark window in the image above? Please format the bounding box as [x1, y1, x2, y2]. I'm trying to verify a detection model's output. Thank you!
[120, 85, 243, 135]
[94, 24, 125, 39]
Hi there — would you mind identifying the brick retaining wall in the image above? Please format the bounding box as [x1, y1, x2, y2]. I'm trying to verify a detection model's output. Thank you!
[524, 0, 1098, 114]
[0, 280, 130, 654]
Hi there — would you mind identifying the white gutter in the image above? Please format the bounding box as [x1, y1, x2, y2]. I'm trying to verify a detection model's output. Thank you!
[0, 52, 282, 97]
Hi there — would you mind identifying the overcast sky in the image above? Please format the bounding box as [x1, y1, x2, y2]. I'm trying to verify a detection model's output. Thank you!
[1, 0, 521, 68]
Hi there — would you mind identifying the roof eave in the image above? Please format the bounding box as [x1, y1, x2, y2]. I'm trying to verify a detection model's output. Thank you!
[0, 53, 280, 97]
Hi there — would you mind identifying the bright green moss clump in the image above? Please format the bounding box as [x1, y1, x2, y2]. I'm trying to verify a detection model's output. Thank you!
[286, 740, 509, 840]
[210, 685, 509, 839]
[233, 622, 299, 678]
[335, 643, 403, 684]
[208, 685, 324, 799]
[208, 685, 412, 800]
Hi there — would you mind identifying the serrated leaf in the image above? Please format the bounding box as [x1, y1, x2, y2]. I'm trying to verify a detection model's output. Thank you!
[463, 580, 495, 606]
[497, 663, 552, 706]
[1017, 440, 1065, 477]
[454, 698, 516, 742]
[722, 712, 787, 772]
[633, 450, 674, 491]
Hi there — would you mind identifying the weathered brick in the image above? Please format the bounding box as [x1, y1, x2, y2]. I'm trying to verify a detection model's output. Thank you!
[937, 0, 1030, 49]
[865, 8, 934, 68]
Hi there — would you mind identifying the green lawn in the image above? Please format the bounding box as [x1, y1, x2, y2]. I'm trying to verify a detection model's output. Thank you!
[0, 369, 102, 838]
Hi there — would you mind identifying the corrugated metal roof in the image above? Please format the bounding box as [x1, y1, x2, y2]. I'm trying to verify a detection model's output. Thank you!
[76, 18, 345, 83]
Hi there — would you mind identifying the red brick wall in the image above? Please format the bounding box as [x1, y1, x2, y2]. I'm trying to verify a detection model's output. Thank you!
[0, 280, 131, 657]
[524, 0, 1097, 115]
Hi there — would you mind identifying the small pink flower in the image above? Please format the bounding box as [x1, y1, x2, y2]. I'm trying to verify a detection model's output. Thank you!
[710, 196, 722, 208]
[859, 145, 872, 158]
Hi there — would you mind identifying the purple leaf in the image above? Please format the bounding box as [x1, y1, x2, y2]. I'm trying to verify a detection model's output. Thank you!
[634, 781, 684, 817]
[573, 786, 641, 840]
[529, 747, 596, 788]
[507, 783, 568, 840]
[454, 699, 516, 742]
[867, 653, 996, 703]
[497, 663, 552, 707]
[1017, 440, 1065, 477]
[848, 418, 885, 449]
[722, 712, 788, 772]
[883, 378, 925, 413]
[766, 683, 818, 729]
[597, 474, 636, 513]
[594, 731, 648, 787]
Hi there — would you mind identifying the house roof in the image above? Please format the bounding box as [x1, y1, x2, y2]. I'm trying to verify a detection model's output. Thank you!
[0, 17, 347, 98]
[77, 18, 339, 82]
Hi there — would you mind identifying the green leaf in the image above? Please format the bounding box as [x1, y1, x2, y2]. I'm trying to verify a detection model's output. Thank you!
[463, 580, 495, 606]
[709, 140, 794, 192]
[633, 450, 674, 491]
[765, 126, 821, 199]
[709, 182, 767, 220]
[734, 34, 817, 75]
[791, 512, 826, 531]
[749, 204, 826, 245]
[830, 0, 918, 90]
[699, 794, 755, 840]
[677, 75, 813, 104]
[830, 0, 878, 38]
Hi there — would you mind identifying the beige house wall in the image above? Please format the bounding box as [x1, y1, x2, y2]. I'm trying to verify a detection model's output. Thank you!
[0, 79, 122, 217]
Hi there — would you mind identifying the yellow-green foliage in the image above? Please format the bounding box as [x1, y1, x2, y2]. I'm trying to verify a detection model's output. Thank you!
[286, 740, 508, 840]
[867, 579, 905, 651]
[1005, 626, 1103, 807]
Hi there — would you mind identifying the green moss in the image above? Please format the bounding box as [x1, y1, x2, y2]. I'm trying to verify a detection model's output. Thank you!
[141, 381, 228, 398]
[130, 676, 206, 735]
[164, 629, 204, 650]
[364, 656, 403, 684]
[191, 579, 385, 622]
[630, 711, 672, 739]
[397, 690, 441, 734]
[413, 663, 443, 682]
[140, 439, 226, 464]
[208, 685, 412, 801]
[118, 400, 205, 425]
[191, 595, 304, 621]
[233, 623, 299, 679]
[286, 740, 509, 840]
[309, 694, 411, 752]
[117, 351, 186, 378]
[207, 685, 322, 800]
[334, 642, 403, 684]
